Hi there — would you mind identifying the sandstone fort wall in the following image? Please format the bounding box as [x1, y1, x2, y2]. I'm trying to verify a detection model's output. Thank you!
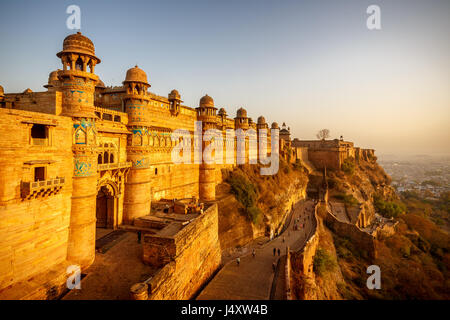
[0, 109, 73, 291]
[144, 203, 221, 300]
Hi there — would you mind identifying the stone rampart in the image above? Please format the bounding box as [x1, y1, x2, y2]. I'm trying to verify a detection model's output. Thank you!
[142, 203, 221, 300]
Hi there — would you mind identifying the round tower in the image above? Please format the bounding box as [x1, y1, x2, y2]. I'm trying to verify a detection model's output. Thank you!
[234, 107, 249, 164]
[235, 107, 249, 130]
[43, 70, 61, 91]
[57, 32, 100, 118]
[197, 94, 217, 202]
[280, 122, 291, 144]
[94, 79, 106, 107]
[257, 116, 268, 130]
[122, 66, 153, 224]
[57, 32, 101, 269]
[0, 85, 4, 104]
[168, 89, 182, 116]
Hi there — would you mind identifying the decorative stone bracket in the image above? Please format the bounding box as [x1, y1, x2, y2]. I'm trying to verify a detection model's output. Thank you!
[21, 177, 65, 200]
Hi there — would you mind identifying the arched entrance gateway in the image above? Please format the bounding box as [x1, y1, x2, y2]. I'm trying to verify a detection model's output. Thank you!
[96, 183, 118, 229]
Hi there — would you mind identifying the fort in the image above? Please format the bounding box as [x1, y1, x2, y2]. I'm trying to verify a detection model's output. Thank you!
[0, 32, 376, 300]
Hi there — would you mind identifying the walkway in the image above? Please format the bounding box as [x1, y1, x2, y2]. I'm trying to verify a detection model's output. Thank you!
[197, 200, 315, 300]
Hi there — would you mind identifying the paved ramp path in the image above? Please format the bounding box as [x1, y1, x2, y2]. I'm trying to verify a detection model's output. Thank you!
[197, 200, 315, 300]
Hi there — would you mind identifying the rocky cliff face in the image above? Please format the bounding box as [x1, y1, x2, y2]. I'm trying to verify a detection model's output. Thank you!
[326, 159, 396, 226]
[295, 158, 450, 300]
[217, 161, 309, 252]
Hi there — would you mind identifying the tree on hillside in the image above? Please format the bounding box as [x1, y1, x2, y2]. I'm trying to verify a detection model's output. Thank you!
[316, 129, 330, 140]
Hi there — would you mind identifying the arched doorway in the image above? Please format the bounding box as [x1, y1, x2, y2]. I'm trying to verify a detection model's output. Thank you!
[96, 184, 117, 229]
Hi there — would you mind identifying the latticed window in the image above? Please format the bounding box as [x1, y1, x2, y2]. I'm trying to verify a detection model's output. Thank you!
[31, 124, 49, 146]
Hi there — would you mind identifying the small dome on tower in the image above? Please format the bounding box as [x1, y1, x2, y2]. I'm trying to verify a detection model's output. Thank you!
[123, 65, 149, 85]
[44, 70, 61, 88]
[23, 88, 33, 94]
[56, 32, 100, 62]
[236, 107, 247, 118]
[199, 94, 214, 107]
[96, 79, 106, 89]
[168, 89, 181, 100]
[218, 108, 226, 116]
[257, 116, 266, 124]
[48, 70, 59, 82]
[271, 122, 279, 129]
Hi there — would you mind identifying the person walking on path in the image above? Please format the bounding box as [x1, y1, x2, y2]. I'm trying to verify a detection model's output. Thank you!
[272, 261, 277, 272]
[236, 257, 240, 266]
[252, 249, 256, 258]
[273, 248, 276, 256]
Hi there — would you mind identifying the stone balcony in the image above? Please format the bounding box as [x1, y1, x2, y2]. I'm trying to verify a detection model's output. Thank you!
[97, 162, 132, 171]
[21, 177, 65, 199]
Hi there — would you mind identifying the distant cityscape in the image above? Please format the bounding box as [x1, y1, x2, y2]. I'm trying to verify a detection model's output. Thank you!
[379, 155, 450, 200]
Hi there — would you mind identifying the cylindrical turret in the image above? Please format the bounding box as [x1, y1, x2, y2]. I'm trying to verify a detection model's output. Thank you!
[44, 70, 61, 92]
[57, 32, 101, 269]
[0, 85, 4, 104]
[235, 107, 249, 130]
[57, 32, 100, 118]
[168, 89, 182, 116]
[123, 66, 153, 224]
[197, 94, 217, 202]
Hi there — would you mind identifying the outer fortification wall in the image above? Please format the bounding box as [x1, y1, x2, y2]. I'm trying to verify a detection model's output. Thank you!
[142, 203, 221, 300]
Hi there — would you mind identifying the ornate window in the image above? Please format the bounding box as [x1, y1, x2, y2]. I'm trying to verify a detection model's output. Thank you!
[31, 124, 49, 146]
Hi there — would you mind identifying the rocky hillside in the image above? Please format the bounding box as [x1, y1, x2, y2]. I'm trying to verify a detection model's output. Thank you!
[217, 160, 309, 252]
[301, 159, 450, 300]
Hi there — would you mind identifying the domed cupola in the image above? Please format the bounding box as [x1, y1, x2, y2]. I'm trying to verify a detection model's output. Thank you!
[168, 89, 182, 116]
[199, 94, 215, 108]
[57, 32, 100, 73]
[236, 107, 247, 119]
[122, 66, 151, 126]
[44, 70, 61, 89]
[0, 85, 4, 102]
[123, 65, 150, 86]
[197, 94, 217, 122]
[234, 107, 249, 130]
[257, 115, 268, 130]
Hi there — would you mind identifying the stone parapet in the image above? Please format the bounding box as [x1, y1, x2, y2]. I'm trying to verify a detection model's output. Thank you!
[139, 203, 221, 300]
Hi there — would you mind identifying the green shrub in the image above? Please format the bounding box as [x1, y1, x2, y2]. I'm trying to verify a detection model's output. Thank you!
[228, 173, 258, 209]
[374, 195, 406, 218]
[247, 206, 262, 225]
[313, 248, 337, 276]
[334, 193, 359, 207]
[228, 173, 263, 223]
[342, 158, 356, 175]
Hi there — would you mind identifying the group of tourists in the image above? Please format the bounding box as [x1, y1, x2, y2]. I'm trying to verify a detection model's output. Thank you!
[236, 248, 257, 266]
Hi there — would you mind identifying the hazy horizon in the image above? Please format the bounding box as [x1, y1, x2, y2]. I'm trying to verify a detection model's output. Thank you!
[0, 0, 449, 156]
